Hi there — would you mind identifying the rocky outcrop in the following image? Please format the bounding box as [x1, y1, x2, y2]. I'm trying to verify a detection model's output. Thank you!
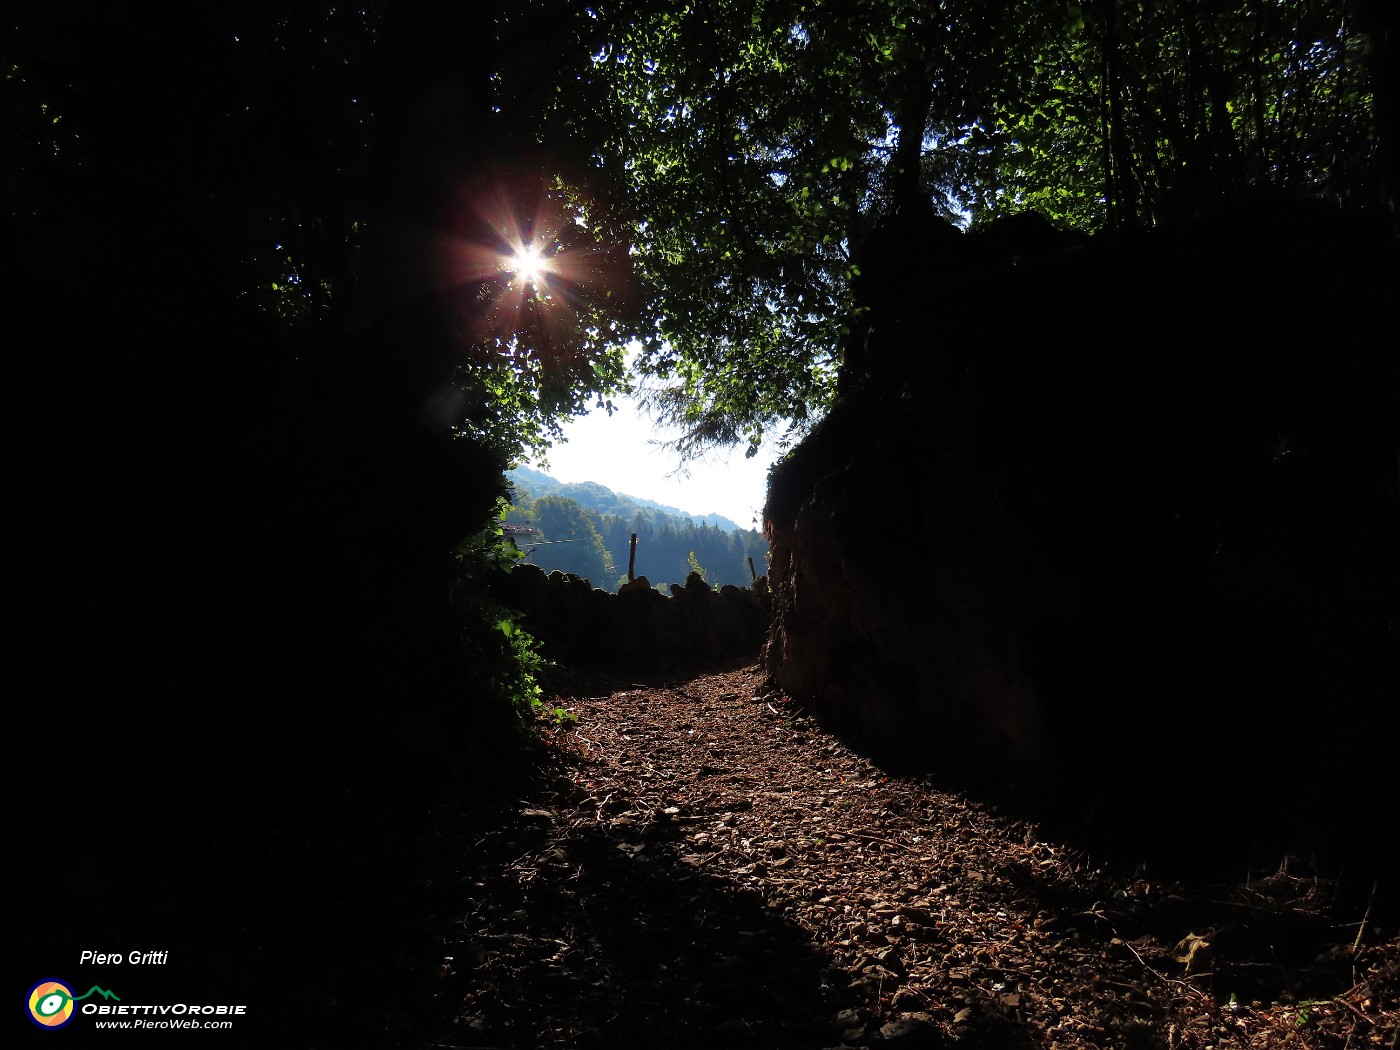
[763, 203, 1400, 834]
[493, 564, 770, 668]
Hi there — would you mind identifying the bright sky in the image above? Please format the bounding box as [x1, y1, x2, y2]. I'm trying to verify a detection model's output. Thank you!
[526, 389, 779, 533]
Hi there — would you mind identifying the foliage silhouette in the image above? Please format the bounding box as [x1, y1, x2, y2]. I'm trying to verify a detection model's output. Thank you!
[491, 0, 1394, 452]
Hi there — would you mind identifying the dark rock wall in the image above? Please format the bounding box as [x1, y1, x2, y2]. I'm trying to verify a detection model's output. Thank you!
[764, 203, 1399, 850]
[494, 564, 771, 669]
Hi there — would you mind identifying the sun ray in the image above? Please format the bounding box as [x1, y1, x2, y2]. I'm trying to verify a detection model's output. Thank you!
[439, 171, 636, 370]
[509, 241, 552, 288]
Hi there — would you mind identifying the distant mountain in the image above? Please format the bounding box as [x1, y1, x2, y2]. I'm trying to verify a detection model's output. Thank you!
[508, 466, 751, 534]
[507, 466, 768, 591]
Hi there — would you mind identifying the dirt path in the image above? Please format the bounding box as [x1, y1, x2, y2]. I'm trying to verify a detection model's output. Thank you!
[421, 664, 1397, 1050]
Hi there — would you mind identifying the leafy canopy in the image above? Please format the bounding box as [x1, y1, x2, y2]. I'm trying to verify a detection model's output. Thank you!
[495, 0, 1385, 457]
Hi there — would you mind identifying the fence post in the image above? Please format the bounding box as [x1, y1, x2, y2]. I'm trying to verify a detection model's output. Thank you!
[628, 533, 638, 582]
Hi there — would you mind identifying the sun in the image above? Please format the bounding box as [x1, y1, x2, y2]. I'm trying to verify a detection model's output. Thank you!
[446, 173, 634, 351]
[509, 242, 551, 287]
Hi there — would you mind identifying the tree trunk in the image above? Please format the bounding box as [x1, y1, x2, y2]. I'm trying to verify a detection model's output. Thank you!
[889, 46, 935, 221]
[1102, 0, 1137, 228]
[1359, 0, 1400, 238]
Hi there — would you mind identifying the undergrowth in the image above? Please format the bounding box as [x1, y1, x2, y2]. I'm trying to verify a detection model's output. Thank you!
[452, 498, 550, 735]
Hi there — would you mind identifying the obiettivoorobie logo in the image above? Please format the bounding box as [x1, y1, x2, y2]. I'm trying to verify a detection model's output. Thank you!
[27, 980, 120, 1030]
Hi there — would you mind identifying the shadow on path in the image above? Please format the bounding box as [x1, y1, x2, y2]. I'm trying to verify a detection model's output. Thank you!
[421, 793, 837, 1049]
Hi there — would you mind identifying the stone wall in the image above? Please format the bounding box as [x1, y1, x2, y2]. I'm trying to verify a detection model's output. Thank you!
[762, 203, 1399, 853]
[492, 564, 771, 669]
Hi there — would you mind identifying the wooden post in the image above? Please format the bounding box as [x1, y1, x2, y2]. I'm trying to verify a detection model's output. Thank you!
[628, 533, 638, 582]
[748, 557, 756, 582]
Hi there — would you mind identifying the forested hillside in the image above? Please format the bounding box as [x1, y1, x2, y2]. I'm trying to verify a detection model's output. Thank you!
[504, 472, 768, 590]
[509, 464, 751, 533]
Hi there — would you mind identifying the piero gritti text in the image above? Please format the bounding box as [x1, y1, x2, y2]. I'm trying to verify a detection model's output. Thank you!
[80, 950, 170, 965]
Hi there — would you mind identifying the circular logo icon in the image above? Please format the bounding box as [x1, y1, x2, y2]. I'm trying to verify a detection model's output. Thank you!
[28, 980, 76, 1029]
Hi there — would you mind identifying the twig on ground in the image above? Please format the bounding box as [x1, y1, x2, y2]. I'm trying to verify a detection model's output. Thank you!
[850, 831, 921, 855]
[1353, 879, 1379, 954]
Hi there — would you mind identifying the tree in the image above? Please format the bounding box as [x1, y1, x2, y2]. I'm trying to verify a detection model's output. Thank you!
[529, 495, 617, 584]
[493, 0, 1391, 456]
[4, 6, 637, 1041]
[686, 550, 707, 581]
[992, 0, 1384, 230]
